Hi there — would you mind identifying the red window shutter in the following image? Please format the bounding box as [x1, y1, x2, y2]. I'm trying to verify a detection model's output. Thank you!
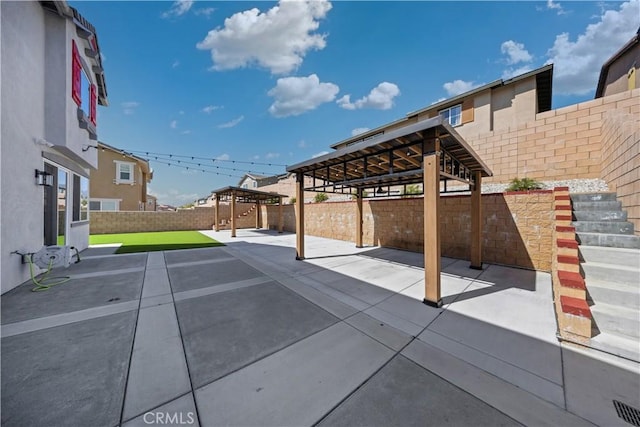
[71, 40, 82, 106]
[89, 84, 97, 125]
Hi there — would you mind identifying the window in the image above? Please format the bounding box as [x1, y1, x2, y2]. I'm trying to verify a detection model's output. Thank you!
[252, 181, 257, 188]
[72, 40, 98, 127]
[89, 199, 119, 211]
[439, 104, 462, 127]
[115, 161, 135, 184]
[72, 175, 89, 221]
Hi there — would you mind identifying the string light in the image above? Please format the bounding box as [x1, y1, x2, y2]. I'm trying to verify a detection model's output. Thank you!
[122, 149, 287, 167]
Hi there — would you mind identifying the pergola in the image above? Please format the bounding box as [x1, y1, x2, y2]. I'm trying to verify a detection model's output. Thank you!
[210, 186, 287, 237]
[286, 116, 493, 307]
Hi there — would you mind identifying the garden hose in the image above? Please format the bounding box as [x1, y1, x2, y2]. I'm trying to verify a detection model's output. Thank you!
[28, 256, 71, 292]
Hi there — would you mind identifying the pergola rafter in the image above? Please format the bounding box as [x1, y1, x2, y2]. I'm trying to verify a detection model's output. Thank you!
[287, 116, 493, 307]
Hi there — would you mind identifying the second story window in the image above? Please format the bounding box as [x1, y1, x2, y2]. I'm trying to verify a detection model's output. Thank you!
[439, 104, 462, 127]
[115, 161, 135, 184]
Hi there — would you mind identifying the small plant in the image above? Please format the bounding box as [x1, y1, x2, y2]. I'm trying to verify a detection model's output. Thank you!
[402, 184, 422, 197]
[506, 177, 543, 192]
[289, 197, 296, 205]
[313, 192, 329, 203]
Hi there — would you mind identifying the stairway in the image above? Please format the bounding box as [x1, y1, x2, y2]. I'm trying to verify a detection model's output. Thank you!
[571, 193, 640, 361]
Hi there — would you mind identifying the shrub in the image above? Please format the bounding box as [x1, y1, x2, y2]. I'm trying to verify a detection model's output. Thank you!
[289, 197, 296, 205]
[506, 177, 543, 192]
[313, 192, 329, 203]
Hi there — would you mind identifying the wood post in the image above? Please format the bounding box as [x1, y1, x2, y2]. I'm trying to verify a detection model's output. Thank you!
[255, 201, 261, 229]
[295, 173, 305, 259]
[231, 192, 236, 238]
[214, 195, 219, 232]
[423, 150, 442, 307]
[278, 197, 284, 233]
[470, 171, 483, 269]
[356, 188, 363, 248]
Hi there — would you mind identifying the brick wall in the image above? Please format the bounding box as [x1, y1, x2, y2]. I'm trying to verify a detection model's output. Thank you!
[601, 108, 640, 235]
[263, 191, 554, 271]
[90, 203, 256, 234]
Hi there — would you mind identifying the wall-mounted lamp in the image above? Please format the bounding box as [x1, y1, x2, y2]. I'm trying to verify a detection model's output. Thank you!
[376, 186, 385, 194]
[35, 169, 53, 186]
[82, 144, 99, 152]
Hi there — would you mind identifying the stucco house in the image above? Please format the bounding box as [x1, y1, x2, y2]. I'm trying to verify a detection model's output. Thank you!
[238, 173, 267, 189]
[90, 142, 153, 211]
[1, 1, 108, 293]
[595, 27, 639, 98]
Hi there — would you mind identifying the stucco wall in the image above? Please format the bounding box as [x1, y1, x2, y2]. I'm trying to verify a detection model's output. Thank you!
[602, 45, 640, 97]
[90, 148, 148, 211]
[263, 191, 554, 271]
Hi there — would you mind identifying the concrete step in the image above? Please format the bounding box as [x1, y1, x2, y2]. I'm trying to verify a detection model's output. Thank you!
[591, 302, 640, 339]
[576, 232, 640, 249]
[571, 201, 622, 211]
[573, 210, 627, 222]
[581, 261, 640, 285]
[570, 193, 618, 203]
[589, 331, 640, 362]
[579, 246, 640, 268]
[587, 278, 640, 310]
[572, 221, 634, 234]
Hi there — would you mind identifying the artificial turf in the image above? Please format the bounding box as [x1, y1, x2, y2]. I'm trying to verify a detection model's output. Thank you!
[89, 231, 224, 254]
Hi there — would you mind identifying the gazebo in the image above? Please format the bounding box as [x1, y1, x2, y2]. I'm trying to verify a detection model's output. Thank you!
[286, 116, 492, 307]
[210, 187, 287, 237]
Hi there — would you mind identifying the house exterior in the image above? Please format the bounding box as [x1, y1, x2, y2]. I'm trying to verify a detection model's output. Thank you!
[332, 64, 553, 149]
[146, 194, 158, 211]
[238, 173, 267, 189]
[595, 27, 639, 98]
[90, 142, 153, 211]
[1, 1, 108, 293]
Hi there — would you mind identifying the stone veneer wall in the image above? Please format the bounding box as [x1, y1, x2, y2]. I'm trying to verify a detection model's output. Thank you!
[264, 190, 554, 271]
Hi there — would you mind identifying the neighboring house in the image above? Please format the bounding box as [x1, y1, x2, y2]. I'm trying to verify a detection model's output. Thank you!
[595, 27, 640, 98]
[146, 194, 157, 211]
[1, 1, 108, 293]
[332, 64, 553, 149]
[238, 173, 267, 189]
[90, 142, 153, 211]
[156, 204, 177, 212]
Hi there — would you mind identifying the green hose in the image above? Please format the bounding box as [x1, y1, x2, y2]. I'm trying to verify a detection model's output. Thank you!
[28, 257, 71, 292]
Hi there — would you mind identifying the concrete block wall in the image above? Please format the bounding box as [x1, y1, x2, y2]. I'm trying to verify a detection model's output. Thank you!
[90, 203, 256, 234]
[263, 191, 554, 271]
[600, 105, 640, 235]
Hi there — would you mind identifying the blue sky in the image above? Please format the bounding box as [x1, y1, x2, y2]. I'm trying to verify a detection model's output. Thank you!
[72, 0, 639, 206]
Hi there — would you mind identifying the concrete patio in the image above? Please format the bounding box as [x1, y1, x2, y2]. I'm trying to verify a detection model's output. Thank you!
[2, 230, 638, 426]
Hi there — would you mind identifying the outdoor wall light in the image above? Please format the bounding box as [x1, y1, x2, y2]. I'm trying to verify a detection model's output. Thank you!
[82, 144, 99, 152]
[35, 169, 53, 186]
[376, 186, 385, 194]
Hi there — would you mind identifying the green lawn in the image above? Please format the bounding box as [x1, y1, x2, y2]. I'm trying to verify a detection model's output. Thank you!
[89, 231, 224, 254]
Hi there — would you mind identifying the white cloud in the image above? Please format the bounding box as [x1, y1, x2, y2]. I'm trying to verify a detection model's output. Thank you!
[265, 152, 280, 159]
[546, 0, 639, 95]
[121, 101, 140, 115]
[312, 151, 329, 158]
[170, 120, 178, 129]
[181, 130, 191, 135]
[172, 60, 180, 68]
[194, 7, 215, 17]
[196, 0, 332, 74]
[252, 155, 260, 160]
[351, 127, 370, 136]
[337, 82, 400, 110]
[179, 110, 185, 115]
[502, 65, 534, 80]
[297, 140, 307, 148]
[214, 153, 230, 161]
[162, 0, 194, 18]
[442, 80, 482, 97]
[202, 105, 222, 114]
[268, 74, 339, 117]
[218, 115, 244, 128]
[148, 188, 199, 206]
[546, 0, 566, 15]
[431, 97, 447, 105]
[501, 40, 533, 65]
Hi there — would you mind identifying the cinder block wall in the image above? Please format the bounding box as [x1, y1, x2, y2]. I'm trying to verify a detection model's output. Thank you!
[264, 190, 554, 271]
[90, 203, 256, 234]
[601, 108, 640, 235]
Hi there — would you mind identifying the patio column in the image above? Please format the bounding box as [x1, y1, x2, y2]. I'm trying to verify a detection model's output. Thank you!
[355, 188, 363, 248]
[214, 194, 220, 232]
[231, 192, 236, 238]
[423, 149, 442, 308]
[278, 196, 284, 233]
[295, 173, 305, 260]
[255, 201, 261, 229]
[470, 171, 483, 269]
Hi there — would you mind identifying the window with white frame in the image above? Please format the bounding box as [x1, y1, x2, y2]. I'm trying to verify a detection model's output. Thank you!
[115, 161, 135, 184]
[89, 199, 120, 211]
[439, 104, 462, 127]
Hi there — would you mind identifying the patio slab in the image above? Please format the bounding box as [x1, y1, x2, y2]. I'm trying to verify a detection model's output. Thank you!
[163, 246, 231, 265]
[168, 259, 264, 293]
[1, 311, 136, 427]
[318, 355, 520, 427]
[64, 252, 147, 274]
[176, 282, 339, 388]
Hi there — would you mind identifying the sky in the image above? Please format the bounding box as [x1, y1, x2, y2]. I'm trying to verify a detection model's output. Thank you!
[71, 0, 640, 206]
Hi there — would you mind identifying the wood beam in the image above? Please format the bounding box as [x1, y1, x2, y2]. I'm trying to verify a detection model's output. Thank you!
[423, 149, 442, 307]
[356, 188, 363, 248]
[295, 173, 305, 260]
[214, 195, 220, 232]
[231, 192, 236, 238]
[470, 171, 483, 269]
